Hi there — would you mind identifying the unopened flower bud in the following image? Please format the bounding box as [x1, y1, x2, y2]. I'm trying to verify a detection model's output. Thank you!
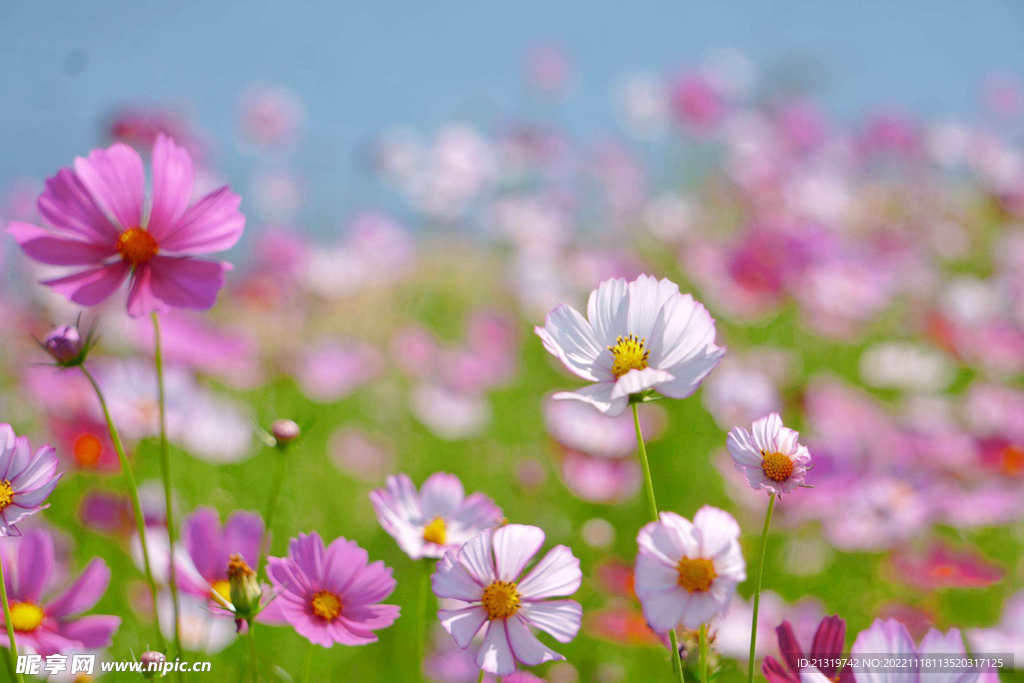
[43, 324, 83, 365]
[271, 419, 300, 445]
[227, 553, 262, 620]
[139, 650, 166, 678]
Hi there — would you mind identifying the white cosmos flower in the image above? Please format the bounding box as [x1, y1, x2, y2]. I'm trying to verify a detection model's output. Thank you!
[535, 274, 725, 416]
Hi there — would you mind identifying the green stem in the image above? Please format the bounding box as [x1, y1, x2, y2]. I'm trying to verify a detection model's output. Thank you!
[257, 447, 288, 580]
[747, 493, 776, 683]
[632, 402, 685, 683]
[247, 621, 260, 683]
[80, 365, 166, 651]
[0, 546, 25, 683]
[152, 312, 183, 661]
[476, 670, 485, 683]
[302, 640, 314, 683]
[417, 561, 432, 681]
[700, 624, 709, 683]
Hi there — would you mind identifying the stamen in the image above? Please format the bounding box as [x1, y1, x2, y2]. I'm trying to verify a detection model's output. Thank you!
[608, 333, 650, 378]
[422, 516, 447, 545]
[761, 451, 794, 482]
[9, 601, 45, 632]
[481, 580, 521, 620]
[116, 227, 159, 266]
[0, 480, 12, 512]
[676, 557, 716, 592]
[311, 590, 343, 621]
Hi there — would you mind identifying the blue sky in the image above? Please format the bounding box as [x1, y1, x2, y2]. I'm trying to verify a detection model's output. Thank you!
[1, 0, 1022, 229]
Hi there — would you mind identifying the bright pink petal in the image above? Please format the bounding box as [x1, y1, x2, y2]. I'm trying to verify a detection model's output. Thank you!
[73, 142, 145, 230]
[16, 529, 54, 603]
[8, 222, 116, 265]
[38, 168, 119, 240]
[145, 256, 230, 312]
[147, 134, 195, 240]
[125, 263, 167, 317]
[223, 511, 265, 568]
[158, 186, 244, 255]
[184, 507, 224, 581]
[57, 615, 120, 648]
[41, 261, 130, 307]
[45, 558, 110, 618]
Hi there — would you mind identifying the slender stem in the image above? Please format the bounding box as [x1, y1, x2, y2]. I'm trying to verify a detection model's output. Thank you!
[699, 624, 709, 683]
[247, 621, 260, 683]
[747, 493, 776, 683]
[302, 640, 314, 683]
[152, 313, 183, 659]
[476, 670, 485, 683]
[632, 402, 685, 683]
[80, 365, 166, 651]
[417, 561, 432, 681]
[257, 448, 288, 580]
[0, 546, 25, 683]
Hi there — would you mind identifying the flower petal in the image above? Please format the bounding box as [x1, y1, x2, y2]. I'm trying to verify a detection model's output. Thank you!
[492, 524, 544, 583]
[516, 545, 581, 600]
[518, 600, 582, 643]
[432, 552, 486, 602]
[506, 614, 564, 666]
[45, 558, 110, 618]
[641, 587, 689, 633]
[41, 261, 130, 307]
[420, 472, 464, 520]
[438, 606, 488, 648]
[586, 277, 629, 348]
[38, 168, 119, 240]
[609, 367, 674, 401]
[16, 529, 54, 603]
[147, 134, 195, 240]
[535, 304, 609, 382]
[158, 186, 245, 255]
[458, 528, 497, 586]
[553, 382, 628, 417]
[57, 614, 121, 649]
[476, 620, 516, 676]
[140, 256, 230, 313]
[73, 142, 145, 230]
[627, 274, 680, 344]
[7, 222, 116, 265]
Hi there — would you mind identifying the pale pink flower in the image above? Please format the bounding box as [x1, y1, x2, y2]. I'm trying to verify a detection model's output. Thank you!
[851, 618, 988, 683]
[536, 275, 725, 417]
[369, 473, 501, 560]
[727, 413, 812, 496]
[0, 425, 63, 536]
[8, 134, 244, 316]
[634, 506, 746, 631]
[432, 525, 582, 676]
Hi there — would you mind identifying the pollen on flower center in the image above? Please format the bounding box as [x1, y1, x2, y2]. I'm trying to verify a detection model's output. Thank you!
[9, 601, 45, 632]
[608, 333, 650, 378]
[761, 451, 794, 482]
[0, 479, 13, 512]
[210, 579, 231, 605]
[481, 580, 521, 620]
[677, 557, 716, 592]
[115, 227, 159, 266]
[422, 516, 447, 545]
[311, 590, 343, 621]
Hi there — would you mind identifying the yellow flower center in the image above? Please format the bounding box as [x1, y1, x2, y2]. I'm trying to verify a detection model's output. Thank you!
[9, 601, 45, 632]
[608, 334, 650, 379]
[311, 590, 343, 621]
[999, 445, 1024, 477]
[116, 227, 159, 267]
[0, 480, 13, 512]
[481, 580, 521, 620]
[210, 580, 231, 605]
[422, 516, 448, 545]
[677, 558, 716, 592]
[761, 451, 794, 482]
[73, 433, 104, 468]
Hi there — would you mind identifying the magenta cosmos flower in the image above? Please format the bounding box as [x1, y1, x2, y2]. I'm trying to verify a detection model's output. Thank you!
[432, 524, 583, 676]
[177, 507, 264, 606]
[7, 134, 244, 316]
[727, 413, 811, 496]
[369, 472, 502, 560]
[634, 506, 746, 631]
[267, 532, 399, 647]
[535, 275, 725, 417]
[762, 615, 853, 683]
[0, 528, 120, 655]
[0, 424, 63, 537]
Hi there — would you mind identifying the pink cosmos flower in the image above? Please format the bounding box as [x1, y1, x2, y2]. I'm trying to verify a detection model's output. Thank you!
[369, 473, 502, 560]
[0, 528, 120, 656]
[0, 424, 63, 536]
[536, 275, 725, 417]
[634, 506, 746, 631]
[727, 413, 812, 496]
[432, 524, 583, 676]
[762, 615, 853, 683]
[7, 134, 244, 316]
[851, 618, 988, 683]
[176, 507, 264, 606]
[888, 542, 1005, 591]
[267, 532, 400, 647]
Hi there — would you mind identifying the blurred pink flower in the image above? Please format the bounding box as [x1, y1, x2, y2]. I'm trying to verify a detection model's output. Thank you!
[0, 425, 63, 536]
[369, 473, 502, 561]
[176, 507, 264, 606]
[887, 541, 1005, 591]
[294, 341, 383, 403]
[669, 73, 725, 133]
[543, 395, 665, 459]
[267, 532, 400, 647]
[762, 615, 852, 683]
[328, 428, 395, 482]
[0, 528, 119, 655]
[8, 135, 244, 316]
[558, 451, 641, 504]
